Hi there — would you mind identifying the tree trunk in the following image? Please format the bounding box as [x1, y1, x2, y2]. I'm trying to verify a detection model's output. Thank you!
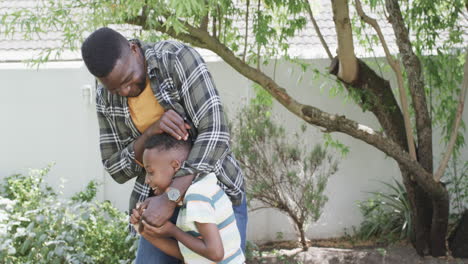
[330, 58, 449, 257]
[297, 222, 308, 251]
[431, 190, 450, 256]
[400, 168, 432, 255]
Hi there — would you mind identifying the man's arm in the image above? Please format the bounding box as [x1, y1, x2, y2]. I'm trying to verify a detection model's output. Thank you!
[96, 85, 144, 183]
[97, 85, 190, 183]
[172, 44, 232, 179]
[141, 174, 195, 226]
[134, 109, 191, 163]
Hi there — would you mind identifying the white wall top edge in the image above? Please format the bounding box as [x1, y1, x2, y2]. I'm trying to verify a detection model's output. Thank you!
[0, 60, 85, 70]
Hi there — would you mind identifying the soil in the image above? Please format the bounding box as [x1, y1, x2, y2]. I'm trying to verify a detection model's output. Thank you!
[247, 239, 468, 264]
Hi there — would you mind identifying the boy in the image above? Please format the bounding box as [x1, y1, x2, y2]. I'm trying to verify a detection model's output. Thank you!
[130, 133, 245, 264]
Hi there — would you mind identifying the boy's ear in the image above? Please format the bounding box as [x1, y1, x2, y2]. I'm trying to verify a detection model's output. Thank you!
[170, 160, 181, 171]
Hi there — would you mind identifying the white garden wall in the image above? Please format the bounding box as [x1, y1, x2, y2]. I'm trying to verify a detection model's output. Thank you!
[0, 58, 466, 244]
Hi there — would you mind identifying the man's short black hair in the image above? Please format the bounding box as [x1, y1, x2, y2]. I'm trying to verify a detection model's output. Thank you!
[144, 133, 193, 152]
[81, 27, 129, 77]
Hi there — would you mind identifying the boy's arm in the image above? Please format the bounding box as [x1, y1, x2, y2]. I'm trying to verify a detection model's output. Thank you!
[141, 220, 224, 262]
[143, 235, 184, 260]
[172, 222, 224, 262]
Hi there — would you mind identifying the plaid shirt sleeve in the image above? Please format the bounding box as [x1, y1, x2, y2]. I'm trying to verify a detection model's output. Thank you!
[172, 46, 231, 178]
[95, 85, 145, 183]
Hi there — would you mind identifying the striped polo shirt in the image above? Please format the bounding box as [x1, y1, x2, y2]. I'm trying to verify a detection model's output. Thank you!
[177, 173, 245, 264]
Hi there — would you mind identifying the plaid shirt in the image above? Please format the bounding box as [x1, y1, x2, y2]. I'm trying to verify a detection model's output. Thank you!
[95, 40, 245, 213]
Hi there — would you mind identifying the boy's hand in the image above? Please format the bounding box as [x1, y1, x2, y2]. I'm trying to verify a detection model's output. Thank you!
[131, 203, 145, 234]
[130, 208, 141, 225]
[141, 220, 176, 238]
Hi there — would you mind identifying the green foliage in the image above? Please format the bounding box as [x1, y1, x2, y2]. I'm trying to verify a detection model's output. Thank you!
[2, 0, 465, 145]
[352, 0, 467, 155]
[0, 0, 310, 67]
[71, 181, 98, 202]
[0, 166, 137, 264]
[244, 240, 260, 262]
[444, 157, 468, 221]
[423, 50, 466, 154]
[323, 133, 350, 157]
[356, 179, 412, 242]
[232, 86, 339, 249]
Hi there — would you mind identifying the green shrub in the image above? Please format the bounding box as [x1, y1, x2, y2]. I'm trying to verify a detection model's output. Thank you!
[232, 86, 339, 250]
[0, 166, 137, 264]
[444, 157, 468, 221]
[356, 179, 411, 242]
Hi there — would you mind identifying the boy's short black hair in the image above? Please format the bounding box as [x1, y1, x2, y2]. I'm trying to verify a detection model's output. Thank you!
[144, 133, 192, 152]
[81, 27, 129, 77]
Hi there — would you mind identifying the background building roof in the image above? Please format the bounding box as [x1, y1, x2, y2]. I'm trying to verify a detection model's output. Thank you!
[0, 0, 466, 63]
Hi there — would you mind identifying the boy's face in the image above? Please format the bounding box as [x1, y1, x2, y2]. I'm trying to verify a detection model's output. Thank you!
[142, 148, 179, 195]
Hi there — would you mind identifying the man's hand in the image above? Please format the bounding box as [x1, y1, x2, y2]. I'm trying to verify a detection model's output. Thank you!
[141, 194, 177, 227]
[141, 220, 177, 238]
[134, 109, 191, 163]
[146, 109, 191, 140]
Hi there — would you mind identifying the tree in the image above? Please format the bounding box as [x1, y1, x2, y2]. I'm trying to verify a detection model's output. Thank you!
[232, 87, 339, 250]
[1, 0, 466, 257]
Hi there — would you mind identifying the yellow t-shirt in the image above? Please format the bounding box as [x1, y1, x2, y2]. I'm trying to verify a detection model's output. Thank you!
[127, 79, 165, 133]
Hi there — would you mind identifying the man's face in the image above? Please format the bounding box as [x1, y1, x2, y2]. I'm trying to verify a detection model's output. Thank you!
[143, 148, 178, 195]
[99, 42, 146, 97]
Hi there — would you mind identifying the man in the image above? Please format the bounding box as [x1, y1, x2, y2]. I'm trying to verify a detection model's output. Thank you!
[81, 27, 246, 263]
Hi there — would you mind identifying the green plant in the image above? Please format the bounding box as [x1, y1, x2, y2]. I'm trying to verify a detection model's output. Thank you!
[275, 232, 284, 240]
[444, 157, 468, 221]
[71, 180, 98, 202]
[356, 179, 412, 243]
[245, 241, 260, 262]
[376, 248, 387, 257]
[0, 166, 137, 264]
[232, 86, 339, 251]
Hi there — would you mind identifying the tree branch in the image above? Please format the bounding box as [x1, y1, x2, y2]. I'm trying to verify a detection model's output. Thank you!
[160, 23, 447, 199]
[249, 206, 273, 212]
[385, 0, 433, 172]
[303, 0, 333, 60]
[126, 16, 209, 49]
[200, 15, 209, 31]
[434, 52, 468, 181]
[217, 4, 222, 41]
[212, 10, 217, 38]
[127, 11, 446, 199]
[242, 0, 250, 62]
[256, 0, 261, 70]
[330, 0, 358, 83]
[355, 0, 416, 160]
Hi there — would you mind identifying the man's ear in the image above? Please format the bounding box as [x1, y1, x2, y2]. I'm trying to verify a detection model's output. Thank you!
[171, 160, 181, 172]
